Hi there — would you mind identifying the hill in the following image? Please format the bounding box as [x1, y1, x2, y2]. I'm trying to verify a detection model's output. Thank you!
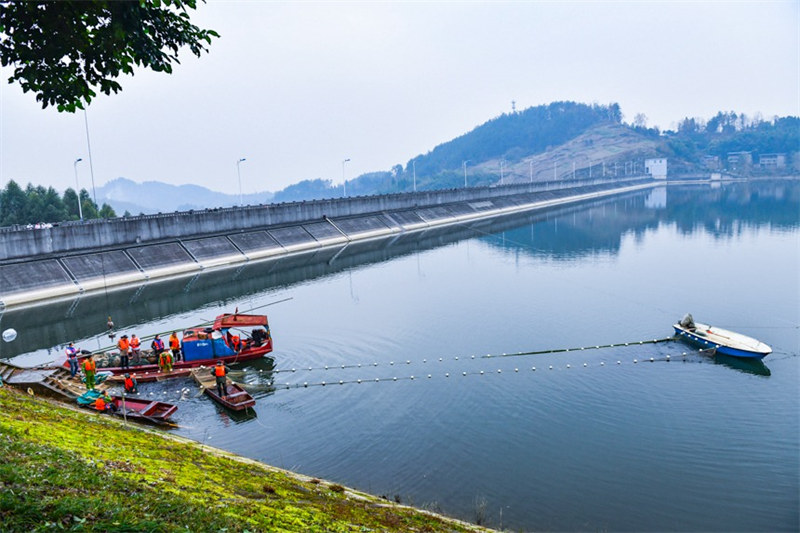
[96, 178, 275, 215]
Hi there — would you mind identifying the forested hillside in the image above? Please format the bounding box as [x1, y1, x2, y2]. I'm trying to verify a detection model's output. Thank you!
[406, 101, 622, 177]
[0, 181, 115, 226]
[664, 114, 799, 168]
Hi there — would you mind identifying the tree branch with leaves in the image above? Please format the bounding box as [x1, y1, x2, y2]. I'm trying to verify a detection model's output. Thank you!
[0, 0, 218, 112]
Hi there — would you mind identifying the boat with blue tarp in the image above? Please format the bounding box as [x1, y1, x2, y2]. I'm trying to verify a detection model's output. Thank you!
[673, 314, 772, 359]
[65, 312, 273, 382]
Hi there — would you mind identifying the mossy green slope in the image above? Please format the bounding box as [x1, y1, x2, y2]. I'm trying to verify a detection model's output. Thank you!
[0, 388, 491, 532]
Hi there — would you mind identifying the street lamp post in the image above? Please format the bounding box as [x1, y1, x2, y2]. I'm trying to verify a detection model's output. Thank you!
[236, 158, 246, 206]
[462, 160, 470, 187]
[73, 158, 84, 220]
[342, 158, 351, 196]
[528, 159, 534, 183]
[412, 161, 416, 192]
[500, 160, 506, 185]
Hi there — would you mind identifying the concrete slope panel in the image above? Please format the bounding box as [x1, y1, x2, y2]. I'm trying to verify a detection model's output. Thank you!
[416, 206, 457, 222]
[302, 221, 345, 243]
[491, 197, 522, 209]
[268, 226, 316, 248]
[0, 260, 73, 295]
[467, 201, 496, 212]
[229, 231, 282, 253]
[447, 203, 479, 216]
[183, 236, 243, 260]
[333, 216, 393, 238]
[61, 251, 139, 281]
[127, 243, 195, 270]
[385, 210, 428, 229]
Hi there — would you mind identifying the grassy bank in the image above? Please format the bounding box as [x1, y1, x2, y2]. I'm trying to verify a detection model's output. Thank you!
[0, 387, 492, 532]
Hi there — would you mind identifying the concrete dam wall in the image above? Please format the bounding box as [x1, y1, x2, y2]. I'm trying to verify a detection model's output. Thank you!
[0, 177, 654, 308]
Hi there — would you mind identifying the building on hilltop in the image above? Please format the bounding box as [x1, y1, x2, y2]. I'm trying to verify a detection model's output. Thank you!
[701, 155, 721, 170]
[645, 158, 668, 180]
[726, 151, 753, 171]
[758, 153, 786, 169]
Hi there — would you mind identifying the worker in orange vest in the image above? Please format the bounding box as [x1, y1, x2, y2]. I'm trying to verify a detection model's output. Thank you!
[232, 334, 241, 352]
[130, 334, 141, 364]
[169, 332, 181, 362]
[95, 391, 116, 412]
[159, 349, 173, 373]
[210, 360, 230, 398]
[117, 334, 130, 370]
[123, 373, 138, 394]
[83, 354, 97, 390]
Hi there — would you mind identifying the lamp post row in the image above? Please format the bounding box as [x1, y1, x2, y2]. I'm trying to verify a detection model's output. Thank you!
[73, 158, 83, 220]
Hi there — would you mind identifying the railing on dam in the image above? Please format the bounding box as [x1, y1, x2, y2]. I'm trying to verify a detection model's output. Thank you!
[0, 176, 648, 262]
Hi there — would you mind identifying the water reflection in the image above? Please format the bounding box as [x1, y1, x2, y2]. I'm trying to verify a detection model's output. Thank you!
[1, 179, 797, 361]
[711, 353, 772, 377]
[483, 179, 799, 257]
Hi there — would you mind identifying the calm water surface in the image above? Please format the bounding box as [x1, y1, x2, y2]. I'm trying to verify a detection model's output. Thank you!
[4, 180, 798, 532]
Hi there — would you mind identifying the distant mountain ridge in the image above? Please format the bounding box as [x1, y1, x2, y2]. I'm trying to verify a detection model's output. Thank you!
[96, 178, 274, 215]
[98, 102, 799, 213]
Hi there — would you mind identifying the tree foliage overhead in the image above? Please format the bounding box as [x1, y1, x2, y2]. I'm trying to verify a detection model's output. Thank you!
[0, 0, 218, 112]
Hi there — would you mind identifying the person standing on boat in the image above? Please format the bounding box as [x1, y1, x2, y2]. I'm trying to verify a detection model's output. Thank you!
[151, 334, 165, 358]
[117, 335, 130, 370]
[65, 342, 79, 378]
[211, 360, 230, 398]
[83, 354, 97, 390]
[169, 332, 182, 362]
[159, 349, 173, 373]
[123, 373, 138, 394]
[130, 334, 141, 364]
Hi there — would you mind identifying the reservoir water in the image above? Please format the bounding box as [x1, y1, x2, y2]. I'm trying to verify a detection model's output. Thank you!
[3, 179, 798, 532]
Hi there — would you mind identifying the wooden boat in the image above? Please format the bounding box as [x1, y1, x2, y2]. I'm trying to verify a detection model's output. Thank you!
[76, 390, 178, 424]
[106, 368, 193, 384]
[673, 314, 772, 359]
[191, 368, 256, 411]
[65, 312, 273, 381]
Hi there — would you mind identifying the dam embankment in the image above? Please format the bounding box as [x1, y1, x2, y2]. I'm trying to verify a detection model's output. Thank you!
[0, 177, 654, 308]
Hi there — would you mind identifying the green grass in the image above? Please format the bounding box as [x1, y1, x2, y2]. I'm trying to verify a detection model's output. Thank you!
[0, 387, 490, 532]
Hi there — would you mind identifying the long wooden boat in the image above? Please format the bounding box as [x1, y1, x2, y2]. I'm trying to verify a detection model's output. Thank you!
[673, 315, 772, 359]
[191, 368, 256, 411]
[76, 390, 178, 424]
[64, 312, 273, 381]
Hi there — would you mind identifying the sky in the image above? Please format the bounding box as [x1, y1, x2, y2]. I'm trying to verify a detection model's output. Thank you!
[1, 1, 798, 196]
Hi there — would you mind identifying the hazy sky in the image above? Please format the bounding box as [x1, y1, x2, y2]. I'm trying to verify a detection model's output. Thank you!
[1, 1, 797, 195]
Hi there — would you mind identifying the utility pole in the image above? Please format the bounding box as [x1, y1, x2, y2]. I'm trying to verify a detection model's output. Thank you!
[342, 158, 351, 196]
[73, 158, 84, 220]
[236, 158, 246, 206]
[412, 160, 416, 192]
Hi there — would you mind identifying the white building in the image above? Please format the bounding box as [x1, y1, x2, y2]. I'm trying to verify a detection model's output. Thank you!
[645, 158, 668, 180]
[759, 153, 787, 169]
